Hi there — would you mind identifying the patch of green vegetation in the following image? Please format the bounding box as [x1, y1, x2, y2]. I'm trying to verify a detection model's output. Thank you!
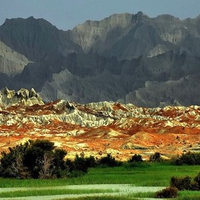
[79, 162, 199, 186]
[0, 188, 114, 198]
[57, 191, 200, 200]
[1, 141, 200, 200]
[0, 177, 69, 187]
[57, 197, 136, 200]
[55, 192, 154, 200]
[177, 190, 200, 200]
[0, 162, 199, 187]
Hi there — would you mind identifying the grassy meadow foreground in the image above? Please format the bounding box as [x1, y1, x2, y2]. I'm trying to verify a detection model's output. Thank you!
[0, 162, 200, 199]
[1, 141, 200, 199]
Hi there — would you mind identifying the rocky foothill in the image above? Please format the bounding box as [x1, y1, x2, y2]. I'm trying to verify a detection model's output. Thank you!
[0, 88, 200, 161]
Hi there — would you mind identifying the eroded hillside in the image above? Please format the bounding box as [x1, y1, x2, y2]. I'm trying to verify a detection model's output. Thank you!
[0, 88, 200, 160]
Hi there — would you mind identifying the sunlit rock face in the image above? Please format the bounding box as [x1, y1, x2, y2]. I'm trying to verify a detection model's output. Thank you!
[0, 13, 200, 107]
[0, 87, 44, 107]
[0, 89, 200, 161]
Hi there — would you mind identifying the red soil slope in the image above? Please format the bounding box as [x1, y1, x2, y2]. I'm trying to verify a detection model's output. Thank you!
[0, 100, 200, 161]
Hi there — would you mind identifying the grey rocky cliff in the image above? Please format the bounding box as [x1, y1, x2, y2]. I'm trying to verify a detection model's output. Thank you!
[0, 41, 29, 76]
[0, 13, 200, 107]
[69, 13, 135, 54]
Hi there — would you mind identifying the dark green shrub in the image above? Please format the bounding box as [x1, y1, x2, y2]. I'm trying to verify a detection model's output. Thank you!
[150, 152, 162, 162]
[31, 139, 54, 151]
[191, 172, 200, 190]
[0, 143, 30, 178]
[66, 155, 96, 176]
[73, 155, 89, 173]
[128, 154, 143, 162]
[170, 173, 200, 191]
[190, 181, 200, 191]
[175, 152, 200, 165]
[0, 140, 68, 179]
[194, 172, 200, 185]
[155, 187, 178, 198]
[53, 149, 68, 171]
[98, 154, 120, 167]
[170, 176, 192, 190]
[23, 140, 56, 178]
[85, 156, 97, 168]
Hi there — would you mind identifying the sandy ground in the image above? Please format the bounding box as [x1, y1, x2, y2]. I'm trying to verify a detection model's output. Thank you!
[0, 184, 165, 200]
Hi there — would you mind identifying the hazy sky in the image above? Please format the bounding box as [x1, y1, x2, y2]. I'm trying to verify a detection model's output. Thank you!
[0, 0, 200, 30]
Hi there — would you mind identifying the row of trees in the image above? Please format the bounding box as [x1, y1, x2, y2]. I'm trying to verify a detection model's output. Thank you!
[0, 139, 122, 179]
[1, 139, 200, 179]
[129, 151, 200, 165]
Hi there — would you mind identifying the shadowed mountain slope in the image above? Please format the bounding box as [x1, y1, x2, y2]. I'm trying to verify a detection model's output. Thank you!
[0, 13, 200, 107]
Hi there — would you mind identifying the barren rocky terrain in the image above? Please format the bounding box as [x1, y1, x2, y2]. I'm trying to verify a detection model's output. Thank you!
[0, 13, 200, 107]
[0, 88, 200, 161]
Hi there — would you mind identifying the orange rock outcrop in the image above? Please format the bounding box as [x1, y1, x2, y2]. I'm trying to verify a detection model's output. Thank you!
[0, 99, 200, 161]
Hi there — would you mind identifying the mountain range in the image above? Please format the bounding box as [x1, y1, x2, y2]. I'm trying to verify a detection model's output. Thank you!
[0, 12, 200, 107]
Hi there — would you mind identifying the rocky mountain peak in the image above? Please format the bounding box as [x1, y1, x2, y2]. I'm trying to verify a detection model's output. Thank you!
[1, 13, 200, 107]
[0, 87, 44, 107]
[0, 16, 60, 60]
[70, 12, 136, 53]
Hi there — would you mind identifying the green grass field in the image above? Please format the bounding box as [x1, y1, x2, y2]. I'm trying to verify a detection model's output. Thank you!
[0, 162, 200, 199]
[1, 162, 198, 187]
[0, 189, 115, 198]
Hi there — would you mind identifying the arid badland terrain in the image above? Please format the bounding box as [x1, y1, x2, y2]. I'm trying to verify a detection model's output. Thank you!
[0, 87, 200, 161]
[0, 12, 200, 160]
